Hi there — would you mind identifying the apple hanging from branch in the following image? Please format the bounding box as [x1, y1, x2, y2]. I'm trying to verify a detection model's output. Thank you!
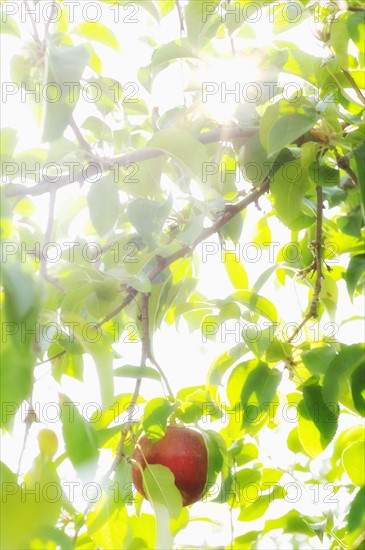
[132, 426, 209, 506]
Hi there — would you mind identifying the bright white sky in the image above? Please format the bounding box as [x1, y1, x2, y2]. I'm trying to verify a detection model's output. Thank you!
[1, 2, 364, 548]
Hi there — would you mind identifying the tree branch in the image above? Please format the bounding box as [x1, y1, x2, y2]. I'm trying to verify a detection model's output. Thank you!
[4, 126, 258, 199]
[96, 179, 270, 328]
[109, 293, 150, 470]
[288, 186, 324, 343]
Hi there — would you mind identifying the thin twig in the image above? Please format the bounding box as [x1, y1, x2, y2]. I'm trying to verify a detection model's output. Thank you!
[17, 396, 37, 475]
[36, 350, 66, 366]
[4, 126, 258, 199]
[288, 186, 324, 343]
[69, 116, 92, 152]
[44, 1, 57, 38]
[39, 187, 65, 291]
[24, 0, 41, 44]
[341, 68, 365, 105]
[175, 0, 185, 32]
[335, 152, 359, 187]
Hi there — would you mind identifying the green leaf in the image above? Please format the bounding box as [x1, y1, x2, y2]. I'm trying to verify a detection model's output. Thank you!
[199, 429, 224, 497]
[263, 510, 315, 536]
[301, 346, 337, 375]
[240, 363, 282, 424]
[151, 39, 197, 70]
[239, 485, 285, 521]
[347, 12, 365, 55]
[233, 531, 260, 550]
[0, 128, 18, 165]
[266, 338, 292, 364]
[351, 364, 365, 416]
[329, 425, 365, 482]
[348, 486, 365, 532]
[265, 113, 317, 156]
[207, 347, 241, 388]
[319, 274, 338, 320]
[148, 127, 209, 180]
[134, 0, 160, 22]
[43, 45, 89, 142]
[253, 264, 279, 293]
[91, 393, 144, 430]
[342, 441, 365, 486]
[273, 1, 308, 35]
[72, 22, 120, 51]
[185, 0, 220, 46]
[61, 314, 114, 407]
[337, 206, 363, 238]
[232, 291, 278, 321]
[127, 196, 172, 246]
[0, 347, 34, 428]
[0, 13, 20, 36]
[87, 175, 120, 236]
[60, 396, 99, 478]
[82, 116, 113, 143]
[308, 158, 339, 187]
[270, 160, 310, 229]
[260, 467, 283, 489]
[86, 493, 129, 548]
[226, 360, 281, 435]
[302, 383, 339, 441]
[236, 468, 261, 498]
[331, 13, 350, 69]
[298, 383, 339, 458]
[223, 250, 249, 290]
[142, 464, 182, 549]
[1, 264, 40, 427]
[345, 254, 365, 300]
[242, 325, 275, 360]
[323, 344, 365, 403]
[1, 460, 62, 548]
[142, 398, 176, 438]
[279, 42, 317, 84]
[114, 365, 161, 381]
[221, 212, 244, 242]
[1, 263, 39, 322]
[241, 132, 270, 186]
[234, 442, 259, 467]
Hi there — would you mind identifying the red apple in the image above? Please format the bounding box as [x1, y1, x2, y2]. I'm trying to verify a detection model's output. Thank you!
[131, 426, 208, 506]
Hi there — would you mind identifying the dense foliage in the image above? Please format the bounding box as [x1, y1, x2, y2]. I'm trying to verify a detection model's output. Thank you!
[1, 0, 364, 548]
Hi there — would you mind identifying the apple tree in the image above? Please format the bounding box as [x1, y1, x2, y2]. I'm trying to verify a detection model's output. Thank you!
[1, 0, 364, 548]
